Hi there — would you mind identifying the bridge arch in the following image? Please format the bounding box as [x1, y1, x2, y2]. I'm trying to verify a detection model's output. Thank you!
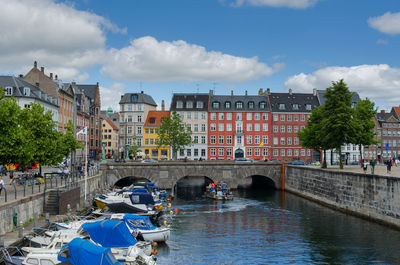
[114, 176, 152, 188]
[238, 174, 277, 189]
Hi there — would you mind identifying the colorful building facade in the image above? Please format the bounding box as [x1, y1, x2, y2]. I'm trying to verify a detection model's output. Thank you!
[143, 110, 170, 160]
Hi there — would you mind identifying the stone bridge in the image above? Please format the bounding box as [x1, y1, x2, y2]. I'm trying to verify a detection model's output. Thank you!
[100, 161, 283, 190]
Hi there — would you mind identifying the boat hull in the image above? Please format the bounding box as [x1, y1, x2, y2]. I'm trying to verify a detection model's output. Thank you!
[94, 198, 107, 209]
[205, 192, 234, 200]
[140, 228, 170, 242]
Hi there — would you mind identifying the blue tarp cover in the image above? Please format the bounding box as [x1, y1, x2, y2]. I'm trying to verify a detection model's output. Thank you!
[58, 238, 120, 265]
[123, 214, 156, 231]
[82, 220, 137, 248]
[129, 192, 155, 205]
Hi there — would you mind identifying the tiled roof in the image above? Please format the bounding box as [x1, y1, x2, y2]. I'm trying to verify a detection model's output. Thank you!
[392, 107, 400, 119]
[119, 92, 157, 106]
[317, 89, 360, 106]
[376, 112, 398, 122]
[268, 92, 319, 113]
[209, 94, 270, 112]
[144, 111, 170, 126]
[106, 119, 119, 130]
[170, 93, 209, 111]
[76, 84, 97, 99]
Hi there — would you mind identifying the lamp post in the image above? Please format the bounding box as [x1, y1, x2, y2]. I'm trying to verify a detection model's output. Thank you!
[125, 143, 130, 160]
[102, 139, 107, 163]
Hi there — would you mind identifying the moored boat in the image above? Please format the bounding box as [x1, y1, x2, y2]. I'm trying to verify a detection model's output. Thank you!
[205, 183, 234, 200]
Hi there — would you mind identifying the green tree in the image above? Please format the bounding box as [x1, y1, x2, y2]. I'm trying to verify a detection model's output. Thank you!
[157, 111, 192, 160]
[299, 106, 329, 168]
[128, 135, 141, 159]
[321, 80, 357, 169]
[353, 98, 377, 163]
[0, 92, 32, 166]
[59, 120, 84, 159]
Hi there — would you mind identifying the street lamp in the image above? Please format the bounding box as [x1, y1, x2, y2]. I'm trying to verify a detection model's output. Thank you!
[101, 139, 107, 163]
[125, 143, 130, 161]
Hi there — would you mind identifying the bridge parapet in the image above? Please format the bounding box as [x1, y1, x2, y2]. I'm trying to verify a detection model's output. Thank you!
[100, 161, 283, 190]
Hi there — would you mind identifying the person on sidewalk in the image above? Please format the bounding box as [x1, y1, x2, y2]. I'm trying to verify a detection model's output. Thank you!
[363, 160, 368, 173]
[370, 159, 376, 175]
[386, 159, 392, 174]
[0, 175, 4, 196]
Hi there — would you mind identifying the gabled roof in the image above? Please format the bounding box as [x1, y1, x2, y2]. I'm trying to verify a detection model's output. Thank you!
[119, 92, 157, 106]
[0, 75, 58, 107]
[376, 112, 399, 122]
[317, 89, 360, 106]
[170, 93, 209, 111]
[268, 92, 319, 113]
[105, 119, 119, 131]
[209, 94, 270, 112]
[76, 84, 98, 99]
[144, 110, 170, 126]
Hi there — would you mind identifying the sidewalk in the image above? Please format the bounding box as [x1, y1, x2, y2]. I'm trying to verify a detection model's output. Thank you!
[306, 164, 400, 177]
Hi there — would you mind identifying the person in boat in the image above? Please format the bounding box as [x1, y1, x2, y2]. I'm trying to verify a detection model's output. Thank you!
[209, 184, 215, 193]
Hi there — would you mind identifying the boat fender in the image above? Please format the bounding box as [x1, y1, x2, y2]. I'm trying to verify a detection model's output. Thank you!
[167, 203, 172, 208]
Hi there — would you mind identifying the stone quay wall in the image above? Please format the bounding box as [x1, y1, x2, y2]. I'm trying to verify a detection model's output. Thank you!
[0, 174, 102, 234]
[285, 165, 400, 229]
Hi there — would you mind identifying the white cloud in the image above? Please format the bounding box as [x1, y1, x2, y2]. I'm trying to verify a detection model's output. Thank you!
[377, 39, 388, 45]
[100, 83, 126, 111]
[0, 0, 123, 80]
[284, 64, 400, 106]
[102, 36, 283, 82]
[368, 12, 400, 35]
[230, 0, 319, 9]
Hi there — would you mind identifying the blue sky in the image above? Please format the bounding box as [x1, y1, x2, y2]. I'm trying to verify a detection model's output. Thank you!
[1, 0, 400, 110]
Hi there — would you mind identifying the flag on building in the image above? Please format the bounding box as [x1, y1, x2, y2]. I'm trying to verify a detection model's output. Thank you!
[77, 127, 87, 135]
[259, 141, 264, 147]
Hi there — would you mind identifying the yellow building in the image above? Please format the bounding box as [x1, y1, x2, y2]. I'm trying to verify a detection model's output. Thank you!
[143, 111, 170, 160]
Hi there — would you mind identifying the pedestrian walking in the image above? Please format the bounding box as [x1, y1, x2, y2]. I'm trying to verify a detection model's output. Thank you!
[363, 160, 368, 173]
[370, 159, 376, 175]
[77, 164, 82, 179]
[386, 159, 392, 174]
[0, 175, 4, 196]
[9, 169, 15, 185]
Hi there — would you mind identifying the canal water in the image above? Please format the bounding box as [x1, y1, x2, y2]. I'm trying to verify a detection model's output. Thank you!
[156, 188, 400, 265]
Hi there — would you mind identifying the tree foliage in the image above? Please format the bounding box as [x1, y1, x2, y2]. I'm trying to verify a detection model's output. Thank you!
[128, 135, 141, 159]
[157, 111, 192, 159]
[0, 92, 82, 167]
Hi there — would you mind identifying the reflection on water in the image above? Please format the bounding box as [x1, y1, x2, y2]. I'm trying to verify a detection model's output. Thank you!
[157, 189, 400, 265]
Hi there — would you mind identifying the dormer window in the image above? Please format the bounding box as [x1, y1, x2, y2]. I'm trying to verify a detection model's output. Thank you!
[176, 101, 183, 108]
[279, 104, 285, 110]
[236, 101, 243, 109]
[196, 101, 203, 108]
[248, 101, 254, 109]
[23, 87, 30, 96]
[225, 101, 231, 109]
[259, 101, 267, 109]
[306, 104, 312, 110]
[186, 101, 193, 108]
[212, 101, 220, 109]
[292, 104, 299, 110]
[149, 117, 156, 124]
[4, 86, 12, 96]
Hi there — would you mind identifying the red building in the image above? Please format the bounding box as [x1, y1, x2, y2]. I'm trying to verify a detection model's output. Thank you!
[268, 89, 319, 162]
[208, 91, 272, 160]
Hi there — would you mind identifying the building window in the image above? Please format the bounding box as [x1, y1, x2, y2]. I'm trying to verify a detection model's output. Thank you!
[280, 137, 285, 145]
[288, 126, 292, 133]
[294, 137, 299, 145]
[219, 135, 224, 144]
[237, 113, 242, 120]
[279, 104, 285, 110]
[201, 149, 206, 157]
[306, 104, 312, 110]
[273, 114, 278, 121]
[248, 101, 255, 109]
[210, 135, 216, 144]
[127, 126, 132, 134]
[281, 149, 285, 156]
[128, 104, 132, 111]
[287, 115, 292, 121]
[128, 115, 132, 122]
[150, 139, 154, 145]
[236, 101, 243, 109]
[218, 148, 224, 156]
[194, 136, 199, 143]
[254, 148, 260, 156]
[194, 112, 198, 119]
[294, 149, 299, 156]
[301, 115, 305, 121]
[225, 101, 231, 109]
[288, 137, 292, 145]
[212, 101, 220, 109]
[211, 113, 216, 120]
[260, 101, 267, 109]
[210, 123, 216, 131]
[301, 149, 306, 156]
[246, 113, 252, 121]
[227, 148, 232, 157]
[254, 124, 260, 131]
[237, 136, 242, 144]
[262, 123, 268, 131]
[236, 123, 243, 132]
[247, 148, 252, 156]
[145, 139, 149, 145]
[254, 113, 260, 120]
[194, 149, 199, 157]
[176, 101, 183, 108]
[273, 137, 278, 145]
[263, 148, 268, 156]
[262, 135, 268, 144]
[201, 112, 206, 119]
[273, 149, 278, 156]
[187, 124, 191, 131]
[180, 149, 184, 156]
[280, 126, 285, 133]
[288, 149, 292, 156]
[201, 136, 206, 144]
[294, 115, 299, 121]
[5, 87, 12, 96]
[255, 136, 260, 144]
[227, 113, 232, 120]
[196, 101, 203, 108]
[227, 135, 232, 144]
[211, 148, 216, 156]
[293, 104, 299, 110]
[294, 126, 298, 133]
[138, 104, 142, 111]
[262, 113, 268, 121]
[246, 135, 252, 144]
[226, 123, 232, 131]
[247, 124, 252, 131]
[273, 126, 278, 133]
[219, 113, 224, 120]
[187, 101, 193, 108]
[187, 149, 192, 156]
[23, 87, 30, 96]
[187, 112, 192, 119]
[194, 124, 199, 132]
[137, 126, 142, 134]
[218, 124, 224, 131]
[201, 124, 206, 132]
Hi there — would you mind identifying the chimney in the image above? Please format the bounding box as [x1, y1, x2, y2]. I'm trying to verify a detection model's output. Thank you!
[161, 100, 165, 111]
[50, 73, 53, 79]
[209, 90, 213, 96]
[34, 61, 37, 68]
[19, 74, 23, 78]
[381, 110, 385, 114]
[121, 95, 124, 100]
[141, 91, 144, 94]
[267, 88, 270, 95]
[41, 67, 44, 73]
[55, 75, 58, 80]
[231, 90, 233, 96]
[313, 88, 317, 96]
[97, 82, 99, 87]
[289, 88, 292, 95]
[245, 90, 248, 96]
[258, 88, 263, 95]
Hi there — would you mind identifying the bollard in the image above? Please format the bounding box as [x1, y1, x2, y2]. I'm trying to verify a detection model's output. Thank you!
[18, 221, 24, 238]
[76, 203, 80, 213]
[67, 204, 71, 213]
